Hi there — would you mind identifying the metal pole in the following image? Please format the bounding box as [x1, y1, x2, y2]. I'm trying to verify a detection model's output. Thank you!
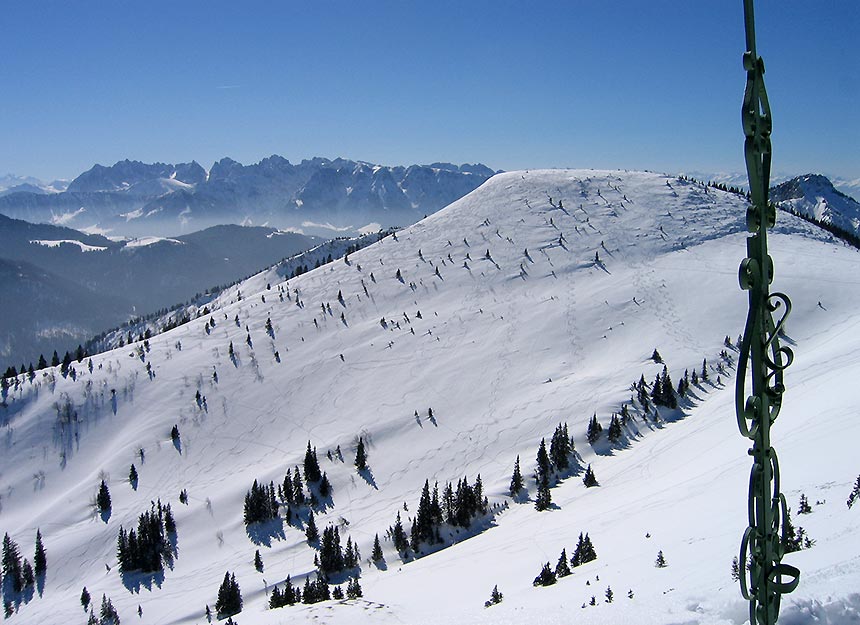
[736, 1, 800, 623]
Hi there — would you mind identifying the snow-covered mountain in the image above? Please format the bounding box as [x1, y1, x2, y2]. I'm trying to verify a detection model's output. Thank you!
[1, 170, 858, 625]
[771, 173, 860, 238]
[0, 158, 496, 238]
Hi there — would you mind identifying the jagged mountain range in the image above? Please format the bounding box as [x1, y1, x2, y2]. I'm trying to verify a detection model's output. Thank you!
[0, 157, 497, 237]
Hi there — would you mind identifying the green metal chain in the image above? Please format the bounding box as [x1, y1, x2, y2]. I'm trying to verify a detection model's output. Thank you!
[736, 1, 800, 623]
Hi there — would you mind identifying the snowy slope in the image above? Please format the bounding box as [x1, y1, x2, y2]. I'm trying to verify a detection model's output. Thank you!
[1, 170, 859, 625]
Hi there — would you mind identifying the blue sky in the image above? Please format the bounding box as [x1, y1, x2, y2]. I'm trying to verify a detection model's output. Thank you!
[1, 1, 857, 182]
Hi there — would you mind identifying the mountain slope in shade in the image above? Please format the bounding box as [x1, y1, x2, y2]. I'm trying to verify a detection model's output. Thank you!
[0, 215, 320, 369]
[771, 173, 860, 236]
[0, 170, 858, 625]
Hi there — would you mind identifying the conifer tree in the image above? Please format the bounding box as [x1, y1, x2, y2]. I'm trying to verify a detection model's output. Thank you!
[655, 550, 667, 568]
[535, 472, 552, 511]
[549, 423, 572, 471]
[391, 511, 408, 553]
[372, 534, 384, 561]
[305, 511, 319, 543]
[583, 464, 598, 487]
[100, 594, 120, 625]
[346, 577, 363, 598]
[304, 441, 322, 483]
[509, 455, 524, 497]
[607, 414, 623, 443]
[485, 584, 503, 607]
[555, 548, 571, 578]
[34, 529, 46, 577]
[215, 571, 242, 617]
[605, 586, 614, 603]
[355, 437, 367, 471]
[81, 586, 91, 610]
[587, 414, 603, 444]
[97, 480, 112, 513]
[701, 358, 709, 381]
[798, 493, 812, 514]
[254, 549, 263, 572]
[129, 464, 138, 487]
[2, 533, 23, 593]
[536, 438, 551, 479]
[532, 562, 557, 586]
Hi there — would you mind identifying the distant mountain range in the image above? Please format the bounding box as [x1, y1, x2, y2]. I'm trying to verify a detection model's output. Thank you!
[0, 157, 497, 238]
[0, 214, 321, 370]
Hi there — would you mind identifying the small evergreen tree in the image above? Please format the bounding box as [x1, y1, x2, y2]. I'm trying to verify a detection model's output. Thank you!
[536, 439, 551, 480]
[372, 533, 384, 561]
[100, 594, 120, 625]
[509, 455, 524, 497]
[798, 493, 812, 514]
[586, 414, 603, 444]
[605, 586, 614, 603]
[346, 577, 363, 599]
[34, 529, 46, 577]
[2, 533, 22, 593]
[215, 571, 242, 617]
[583, 464, 598, 487]
[81, 586, 91, 610]
[97, 480, 112, 513]
[355, 437, 367, 471]
[555, 548, 571, 578]
[332, 585, 344, 600]
[304, 441, 322, 483]
[535, 472, 552, 511]
[485, 584, 503, 607]
[655, 550, 667, 568]
[607, 414, 623, 443]
[533, 562, 557, 587]
[651, 348, 662, 363]
[129, 464, 138, 487]
[305, 511, 319, 543]
[254, 549, 263, 573]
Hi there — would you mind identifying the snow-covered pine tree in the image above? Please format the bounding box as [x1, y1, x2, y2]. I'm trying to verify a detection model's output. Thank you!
[655, 550, 667, 568]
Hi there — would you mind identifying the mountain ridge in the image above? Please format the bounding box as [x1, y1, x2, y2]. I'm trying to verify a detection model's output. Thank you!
[0, 157, 497, 238]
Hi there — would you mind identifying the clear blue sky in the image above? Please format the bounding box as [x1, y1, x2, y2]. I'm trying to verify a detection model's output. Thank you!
[1, 1, 857, 182]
